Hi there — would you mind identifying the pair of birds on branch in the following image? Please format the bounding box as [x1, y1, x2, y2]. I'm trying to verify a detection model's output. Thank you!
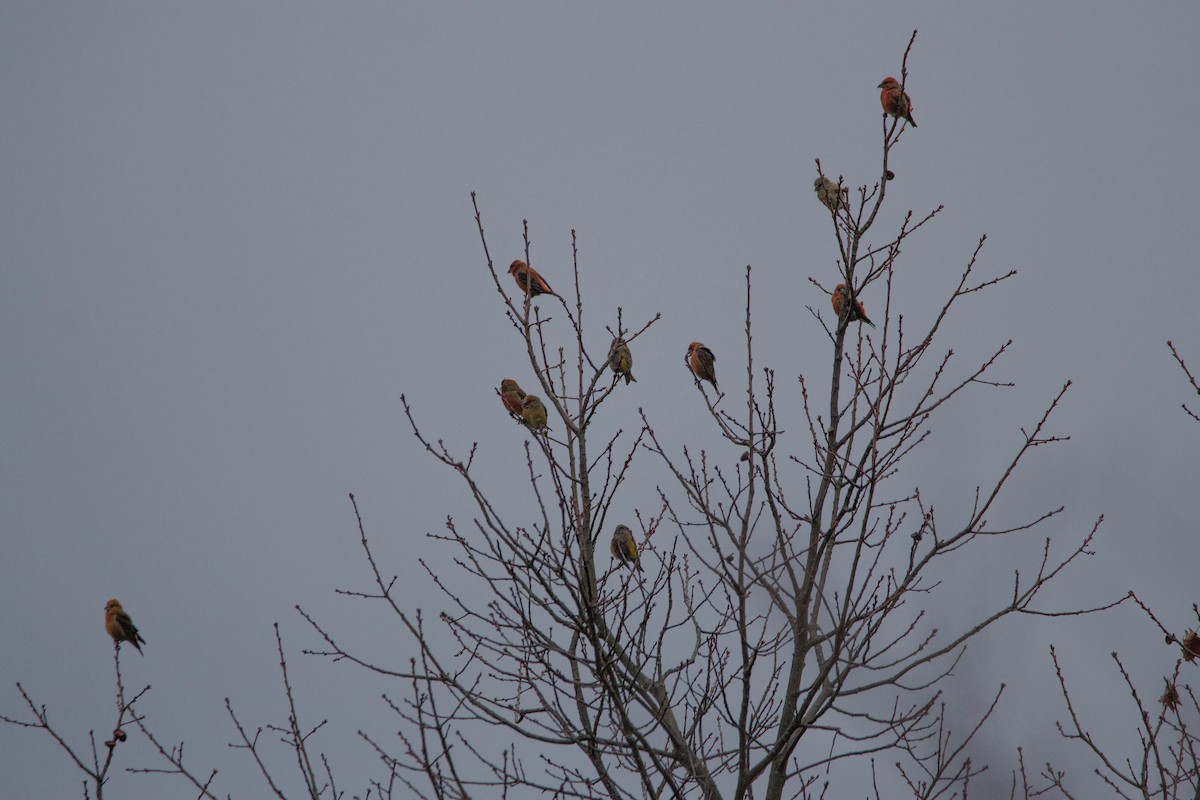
[811, 177, 878, 328]
[813, 74, 916, 211]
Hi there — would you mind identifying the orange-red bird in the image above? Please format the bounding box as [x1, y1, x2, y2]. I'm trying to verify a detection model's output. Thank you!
[832, 284, 875, 327]
[878, 77, 917, 127]
[686, 342, 718, 390]
[508, 260, 556, 297]
[104, 599, 146, 655]
[499, 378, 526, 419]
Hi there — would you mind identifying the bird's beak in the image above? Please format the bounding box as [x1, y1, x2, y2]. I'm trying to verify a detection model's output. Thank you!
[877, 81, 885, 88]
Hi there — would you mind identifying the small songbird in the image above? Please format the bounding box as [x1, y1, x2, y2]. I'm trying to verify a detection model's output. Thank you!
[814, 176, 849, 213]
[521, 394, 549, 432]
[104, 599, 146, 655]
[499, 378, 527, 419]
[610, 524, 643, 572]
[878, 77, 917, 127]
[608, 337, 636, 384]
[831, 283, 875, 327]
[508, 259, 556, 298]
[687, 342, 718, 390]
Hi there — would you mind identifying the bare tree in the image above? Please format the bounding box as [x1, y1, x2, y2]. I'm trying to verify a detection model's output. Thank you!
[0, 648, 147, 800]
[1, 627, 377, 799]
[1014, 346, 1200, 800]
[292, 34, 1113, 799]
[1020, 598, 1200, 800]
[10, 34, 1175, 800]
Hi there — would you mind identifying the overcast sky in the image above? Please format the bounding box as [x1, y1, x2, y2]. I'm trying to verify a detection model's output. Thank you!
[2, 3, 1198, 797]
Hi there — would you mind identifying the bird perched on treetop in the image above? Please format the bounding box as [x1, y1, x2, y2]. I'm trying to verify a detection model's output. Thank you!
[610, 524, 643, 572]
[104, 599, 147, 655]
[521, 394, 549, 432]
[608, 337, 636, 384]
[814, 176, 849, 213]
[878, 77, 917, 127]
[832, 283, 875, 327]
[687, 342, 718, 390]
[508, 259, 556, 298]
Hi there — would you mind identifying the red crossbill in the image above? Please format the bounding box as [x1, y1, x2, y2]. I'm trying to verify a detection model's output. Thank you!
[610, 524, 643, 571]
[878, 77, 917, 127]
[508, 260, 555, 297]
[832, 284, 875, 327]
[104, 599, 146, 655]
[499, 378, 526, 419]
[608, 337, 636, 384]
[521, 394, 549, 431]
[814, 176, 849, 213]
[686, 342, 718, 390]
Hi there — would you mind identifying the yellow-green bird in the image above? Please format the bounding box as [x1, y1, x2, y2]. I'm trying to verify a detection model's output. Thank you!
[104, 598, 147, 655]
[610, 524, 643, 571]
[521, 394, 549, 432]
[814, 176, 849, 212]
[607, 337, 636, 384]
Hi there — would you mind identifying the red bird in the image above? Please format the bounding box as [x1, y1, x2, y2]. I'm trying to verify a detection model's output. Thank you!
[686, 342, 718, 390]
[499, 378, 526, 419]
[878, 77, 917, 127]
[508, 260, 556, 297]
[832, 284, 875, 327]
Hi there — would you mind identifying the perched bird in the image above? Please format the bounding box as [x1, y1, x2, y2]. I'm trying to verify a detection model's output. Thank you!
[814, 176, 849, 213]
[508, 259, 556, 298]
[608, 337, 636, 384]
[610, 524, 643, 572]
[1160, 679, 1181, 710]
[521, 394, 549, 432]
[831, 283, 875, 327]
[104, 599, 146, 655]
[499, 378, 527, 419]
[1182, 629, 1200, 663]
[686, 342, 718, 390]
[878, 77, 917, 127]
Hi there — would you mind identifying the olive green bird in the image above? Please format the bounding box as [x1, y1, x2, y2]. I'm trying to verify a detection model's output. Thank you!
[814, 176, 849, 212]
[608, 337, 636, 384]
[610, 524, 643, 572]
[521, 394, 549, 432]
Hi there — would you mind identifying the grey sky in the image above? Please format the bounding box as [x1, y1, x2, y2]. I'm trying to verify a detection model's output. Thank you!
[2, 3, 1197, 796]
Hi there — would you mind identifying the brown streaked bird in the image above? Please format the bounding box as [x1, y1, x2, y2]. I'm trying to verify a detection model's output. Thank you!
[608, 337, 636, 384]
[499, 378, 527, 419]
[878, 77, 917, 127]
[686, 342, 718, 390]
[832, 283, 875, 328]
[521, 394, 549, 432]
[104, 599, 146, 655]
[508, 259, 556, 297]
[1160, 679, 1181, 710]
[1182, 629, 1200, 663]
[610, 524, 643, 572]
[814, 176, 849, 213]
